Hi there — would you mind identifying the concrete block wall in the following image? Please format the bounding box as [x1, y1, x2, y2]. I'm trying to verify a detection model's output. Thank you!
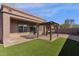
[56, 28, 79, 35]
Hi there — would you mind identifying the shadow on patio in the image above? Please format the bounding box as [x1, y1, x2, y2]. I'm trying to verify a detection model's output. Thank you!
[21, 34, 37, 39]
[59, 35, 79, 56]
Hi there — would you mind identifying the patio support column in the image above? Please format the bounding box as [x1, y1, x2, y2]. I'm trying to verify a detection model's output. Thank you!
[43, 25, 45, 35]
[49, 24, 52, 40]
[46, 25, 48, 36]
[0, 12, 3, 43]
[37, 25, 39, 38]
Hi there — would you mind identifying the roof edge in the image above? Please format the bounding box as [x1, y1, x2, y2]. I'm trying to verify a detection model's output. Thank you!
[1, 4, 46, 22]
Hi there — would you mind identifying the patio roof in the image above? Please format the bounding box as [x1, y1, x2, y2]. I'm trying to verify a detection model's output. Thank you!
[37, 21, 59, 40]
[39, 21, 59, 27]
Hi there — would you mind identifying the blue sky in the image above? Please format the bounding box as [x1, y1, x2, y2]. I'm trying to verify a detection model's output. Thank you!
[9, 3, 79, 24]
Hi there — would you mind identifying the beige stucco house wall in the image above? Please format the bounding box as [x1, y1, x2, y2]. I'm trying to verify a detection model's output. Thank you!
[0, 4, 46, 44]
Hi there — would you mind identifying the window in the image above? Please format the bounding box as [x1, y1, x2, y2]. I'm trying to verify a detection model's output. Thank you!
[18, 24, 28, 32]
[30, 25, 37, 32]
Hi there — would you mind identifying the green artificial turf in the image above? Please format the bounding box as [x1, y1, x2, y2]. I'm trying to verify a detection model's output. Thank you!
[0, 37, 67, 56]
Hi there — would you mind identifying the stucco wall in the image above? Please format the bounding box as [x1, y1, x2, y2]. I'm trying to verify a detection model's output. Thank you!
[10, 19, 18, 33]
[39, 25, 44, 35]
[3, 13, 10, 42]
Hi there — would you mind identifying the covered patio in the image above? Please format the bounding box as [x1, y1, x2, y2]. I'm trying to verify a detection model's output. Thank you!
[11, 21, 60, 41]
[36, 21, 60, 40]
[18, 21, 60, 41]
[22, 21, 68, 41]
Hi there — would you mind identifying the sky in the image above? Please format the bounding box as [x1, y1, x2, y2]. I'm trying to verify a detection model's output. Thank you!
[8, 3, 79, 24]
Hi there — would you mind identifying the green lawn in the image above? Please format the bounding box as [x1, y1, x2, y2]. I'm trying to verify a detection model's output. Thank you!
[0, 38, 67, 56]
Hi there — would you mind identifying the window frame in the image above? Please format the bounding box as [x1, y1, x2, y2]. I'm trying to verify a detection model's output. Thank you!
[18, 24, 28, 32]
